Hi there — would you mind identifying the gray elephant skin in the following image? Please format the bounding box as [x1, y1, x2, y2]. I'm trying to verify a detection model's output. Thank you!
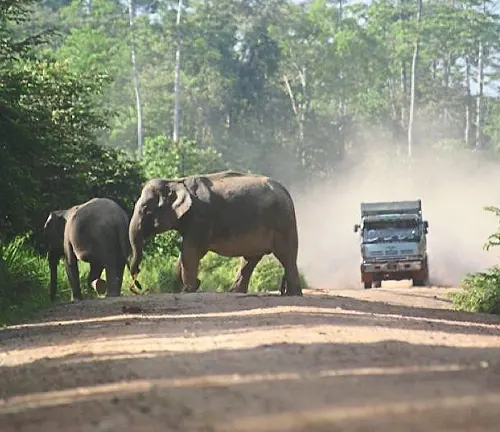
[44, 197, 141, 301]
[128, 171, 303, 296]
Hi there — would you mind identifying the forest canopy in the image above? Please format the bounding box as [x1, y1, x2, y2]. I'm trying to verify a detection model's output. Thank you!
[2, 0, 500, 319]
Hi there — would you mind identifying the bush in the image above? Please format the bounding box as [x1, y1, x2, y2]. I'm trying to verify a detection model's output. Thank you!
[123, 250, 308, 296]
[0, 235, 70, 325]
[197, 253, 239, 292]
[449, 205, 500, 314]
[123, 254, 180, 295]
[141, 135, 227, 179]
[448, 267, 500, 314]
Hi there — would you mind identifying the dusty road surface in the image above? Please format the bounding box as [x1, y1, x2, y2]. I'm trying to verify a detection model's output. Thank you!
[2, 285, 500, 432]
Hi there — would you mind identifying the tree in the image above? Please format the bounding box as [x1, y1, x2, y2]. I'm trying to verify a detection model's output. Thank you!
[128, 0, 144, 158]
[407, 0, 422, 156]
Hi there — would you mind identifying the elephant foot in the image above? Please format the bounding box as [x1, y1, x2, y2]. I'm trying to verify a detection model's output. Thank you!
[229, 284, 248, 294]
[283, 288, 303, 297]
[182, 279, 201, 293]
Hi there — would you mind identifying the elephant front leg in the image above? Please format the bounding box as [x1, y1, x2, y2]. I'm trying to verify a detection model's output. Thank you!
[179, 243, 206, 293]
[48, 252, 61, 302]
[230, 256, 262, 294]
[175, 256, 200, 293]
[63, 247, 82, 302]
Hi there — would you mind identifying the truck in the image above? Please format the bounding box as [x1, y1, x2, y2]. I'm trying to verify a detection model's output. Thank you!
[353, 199, 429, 289]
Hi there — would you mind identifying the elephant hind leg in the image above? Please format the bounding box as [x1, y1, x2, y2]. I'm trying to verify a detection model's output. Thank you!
[64, 243, 82, 301]
[273, 234, 302, 297]
[280, 274, 286, 295]
[105, 261, 125, 297]
[88, 263, 104, 290]
[230, 256, 263, 294]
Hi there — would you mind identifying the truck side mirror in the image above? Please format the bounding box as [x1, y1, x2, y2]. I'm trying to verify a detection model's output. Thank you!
[354, 224, 360, 233]
[423, 220, 429, 233]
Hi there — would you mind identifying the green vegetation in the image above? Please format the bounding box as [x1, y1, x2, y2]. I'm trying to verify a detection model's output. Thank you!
[3, 0, 500, 322]
[449, 206, 500, 314]
[0, 235, 66, 325]
[449, 267, 500, 314]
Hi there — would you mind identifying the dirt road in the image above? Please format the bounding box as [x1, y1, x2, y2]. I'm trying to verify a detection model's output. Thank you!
[2, 286, 500, 432]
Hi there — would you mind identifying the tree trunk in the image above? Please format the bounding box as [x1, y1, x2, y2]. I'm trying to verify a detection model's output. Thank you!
[465, 57, 471, 146]
[407, 0, 423, 157]
[283, 73, 305, 166]
[475, 39, 484, 149]
[173, 0, 183, 145]
[400, 62, 406, 130]
[128, 0, 143, 159]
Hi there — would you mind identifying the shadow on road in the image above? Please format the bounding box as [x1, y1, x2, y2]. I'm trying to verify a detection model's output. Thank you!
[1, 340, 500, 431]
[2, 291, 500, 349]
[2, 288, 500, 432]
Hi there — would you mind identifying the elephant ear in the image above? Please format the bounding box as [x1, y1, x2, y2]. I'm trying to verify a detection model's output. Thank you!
[171, 182, 192, 219]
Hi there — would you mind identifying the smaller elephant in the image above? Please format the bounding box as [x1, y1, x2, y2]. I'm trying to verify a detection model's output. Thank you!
[44, 197, 141, 301]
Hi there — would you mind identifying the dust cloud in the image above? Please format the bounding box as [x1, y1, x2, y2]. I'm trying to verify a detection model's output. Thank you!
[292, 146, 500, 289]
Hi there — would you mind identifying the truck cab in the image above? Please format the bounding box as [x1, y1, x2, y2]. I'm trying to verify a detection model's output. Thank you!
[354, 200, 429, 289]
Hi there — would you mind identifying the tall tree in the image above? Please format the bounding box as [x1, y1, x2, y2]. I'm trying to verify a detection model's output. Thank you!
[173, 0, 183, 145]
[129, 0, 144, 158]
[407, 0, 422, 156]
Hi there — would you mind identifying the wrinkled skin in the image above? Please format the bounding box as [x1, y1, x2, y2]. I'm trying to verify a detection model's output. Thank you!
[44, 198, 138, 302]
[129, 171, 302, 296]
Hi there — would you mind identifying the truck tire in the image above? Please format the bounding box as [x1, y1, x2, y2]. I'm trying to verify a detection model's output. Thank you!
[412, 260, 430, 287]
[363, 281, 372, 289]
[373, 280, 382, 288]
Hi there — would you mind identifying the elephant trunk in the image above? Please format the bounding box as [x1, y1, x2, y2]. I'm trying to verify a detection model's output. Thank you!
[129, 211, 144, 277]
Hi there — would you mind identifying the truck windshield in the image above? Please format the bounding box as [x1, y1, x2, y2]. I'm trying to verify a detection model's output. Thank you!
[363, 219, 420, 243]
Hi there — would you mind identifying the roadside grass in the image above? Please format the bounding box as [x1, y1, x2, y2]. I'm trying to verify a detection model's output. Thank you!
[123, 252, 309, 295]
[0, 235, 69, 325]
[448, 267, 500, 314]
[1, 235, 309, 325]
[448, 206, 500, 315]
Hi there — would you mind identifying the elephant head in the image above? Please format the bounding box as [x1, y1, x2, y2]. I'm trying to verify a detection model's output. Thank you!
[129, 179, 192, 276]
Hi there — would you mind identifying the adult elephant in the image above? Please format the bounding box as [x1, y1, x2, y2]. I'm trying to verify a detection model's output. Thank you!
[129, 171, 302, 296]
[44, 197, 142, 301]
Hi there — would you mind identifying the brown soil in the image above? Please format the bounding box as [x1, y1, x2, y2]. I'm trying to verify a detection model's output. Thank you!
[2, 284, 500, 432]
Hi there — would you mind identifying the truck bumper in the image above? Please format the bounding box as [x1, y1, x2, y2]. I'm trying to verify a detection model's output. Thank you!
[361, 260, 426, 283]
[362, 260, 423, 273]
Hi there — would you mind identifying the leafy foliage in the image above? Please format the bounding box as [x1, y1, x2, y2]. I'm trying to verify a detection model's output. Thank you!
[0, 235, 69, 325]
[449, 267, 500, 314]
[449, 205, 500, 314]
[0, 1, 145, 249]
[141, 135, 227, 179]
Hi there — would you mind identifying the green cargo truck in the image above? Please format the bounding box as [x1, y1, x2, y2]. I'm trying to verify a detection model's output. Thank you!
[354, 200, 430, 289]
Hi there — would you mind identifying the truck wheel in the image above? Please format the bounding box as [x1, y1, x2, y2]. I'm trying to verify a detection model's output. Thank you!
[373, 281, 382, 288]
[413, 262, 430, 287]
[412, 274, 430, 287]
[363, 281, 372, 289]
